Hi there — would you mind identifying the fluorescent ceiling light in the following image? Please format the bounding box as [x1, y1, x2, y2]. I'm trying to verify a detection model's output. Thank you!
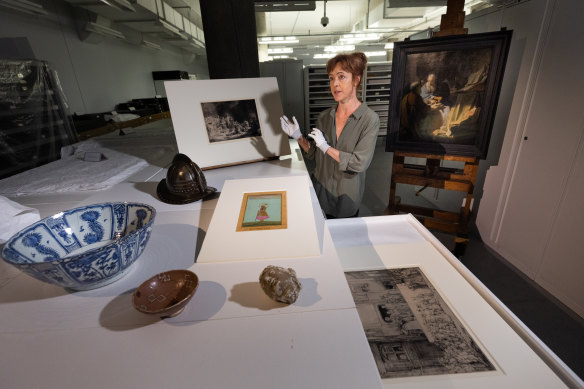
[269, 55, 291, 60]
[255, 2, 316, 12]
[384, 43, 394, 49]
[341, 33, 380, 41]
[363, 51, 387, 57]
[268, 47, 293, 54]
[339, 33, 381, 44]
[0, 0, 47, 16]
[324, 45, 355, 53]
[99, 0, 136, 12]
[314, 53, 335, 59]
[141, 40, 161, 50]
[85, 22, 125, 39]
[257, 36, 299, 44]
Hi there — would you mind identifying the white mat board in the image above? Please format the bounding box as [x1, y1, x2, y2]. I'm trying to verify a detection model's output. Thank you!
[336, 240, 567, 389]
[165, 77, 291, 168]
[197, 176, 321, 262]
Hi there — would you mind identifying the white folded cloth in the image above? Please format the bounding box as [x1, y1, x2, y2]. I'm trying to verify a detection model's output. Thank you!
[0, 196, 40, 244]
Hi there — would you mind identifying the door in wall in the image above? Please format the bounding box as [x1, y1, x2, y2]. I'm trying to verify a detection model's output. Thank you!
[490, 0, 584, 317]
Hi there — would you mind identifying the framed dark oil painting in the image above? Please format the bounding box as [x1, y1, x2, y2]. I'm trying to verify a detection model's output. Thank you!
[385, 30, 512, 158]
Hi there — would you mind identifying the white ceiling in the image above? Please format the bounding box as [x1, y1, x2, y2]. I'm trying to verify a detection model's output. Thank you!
[256, 0, 496, 55]
[261, 1, 370, 37]
[9, 0, 497, 61]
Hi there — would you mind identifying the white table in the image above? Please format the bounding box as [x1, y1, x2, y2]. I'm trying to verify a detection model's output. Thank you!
[0, 142, 580, 389]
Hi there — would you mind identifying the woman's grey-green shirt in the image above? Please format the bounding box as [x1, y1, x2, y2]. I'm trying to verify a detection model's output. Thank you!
[306, 103, 380, 217]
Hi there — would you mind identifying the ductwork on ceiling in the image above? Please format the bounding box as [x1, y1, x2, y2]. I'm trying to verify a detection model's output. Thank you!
[64, 0, 205, 54]
[73, 8, 128, 44]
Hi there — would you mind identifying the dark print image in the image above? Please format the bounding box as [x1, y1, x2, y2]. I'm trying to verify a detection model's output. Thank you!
[201, 99, 262, 143]
[345, 267, 495, 379]
[386, 30, 512, 158]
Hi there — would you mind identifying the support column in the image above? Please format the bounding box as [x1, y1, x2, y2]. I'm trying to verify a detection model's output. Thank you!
[199, 0, 260, 79]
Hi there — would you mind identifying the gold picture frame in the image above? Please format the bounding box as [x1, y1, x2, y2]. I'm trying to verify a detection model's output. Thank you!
[236, 191, 287, 232]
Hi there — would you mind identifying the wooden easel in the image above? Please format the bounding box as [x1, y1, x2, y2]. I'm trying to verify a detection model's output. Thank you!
[388, 0, 473, 256]
[388, 152, 479, 235]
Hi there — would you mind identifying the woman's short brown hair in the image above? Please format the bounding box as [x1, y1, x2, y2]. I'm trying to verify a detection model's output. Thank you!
[326, 52, 368, 86]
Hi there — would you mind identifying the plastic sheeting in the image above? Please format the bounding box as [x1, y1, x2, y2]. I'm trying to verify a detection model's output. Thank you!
[0, 59, 77, 179]
[0, 119, 178, 196]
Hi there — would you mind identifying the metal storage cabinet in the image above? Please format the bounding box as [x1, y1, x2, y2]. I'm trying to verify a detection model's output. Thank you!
[304, 65, 335, 134]
[363, 62, 391, 136]
[304, 62, 390, 136]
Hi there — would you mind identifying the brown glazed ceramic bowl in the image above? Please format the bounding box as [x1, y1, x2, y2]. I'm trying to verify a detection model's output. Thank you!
[133, 270, 199, 318]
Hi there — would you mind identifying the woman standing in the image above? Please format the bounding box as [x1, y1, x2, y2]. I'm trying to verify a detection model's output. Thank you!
[281, 52, 380, 218]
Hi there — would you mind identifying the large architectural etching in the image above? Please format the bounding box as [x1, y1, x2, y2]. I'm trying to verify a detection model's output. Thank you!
[345, 267, 495, 378]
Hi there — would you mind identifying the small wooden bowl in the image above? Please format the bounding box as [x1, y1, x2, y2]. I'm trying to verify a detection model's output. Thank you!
[133, 270, 199, 318]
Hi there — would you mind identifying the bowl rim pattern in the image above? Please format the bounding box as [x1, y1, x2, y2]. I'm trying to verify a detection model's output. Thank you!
[1, 202, 157, 267]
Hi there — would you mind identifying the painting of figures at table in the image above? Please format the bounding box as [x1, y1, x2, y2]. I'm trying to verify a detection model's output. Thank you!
[345, 267, 494, 378]
[399, 48, 491, 145]
[236, 191, 287, 231]
[201, 99, 262, 143]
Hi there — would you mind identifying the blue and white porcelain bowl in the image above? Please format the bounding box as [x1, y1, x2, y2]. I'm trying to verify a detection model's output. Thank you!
[1, 202, 156, 291]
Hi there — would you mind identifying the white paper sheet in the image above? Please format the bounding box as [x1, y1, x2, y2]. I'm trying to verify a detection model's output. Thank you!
[165, 77, 291, 169]
[197, 176, 321, 262]
[0, 196, 40, 243]
[0, 120, 178, 197]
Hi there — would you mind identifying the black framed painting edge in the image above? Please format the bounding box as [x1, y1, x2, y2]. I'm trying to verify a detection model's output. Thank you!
[385, 29, 513, 159]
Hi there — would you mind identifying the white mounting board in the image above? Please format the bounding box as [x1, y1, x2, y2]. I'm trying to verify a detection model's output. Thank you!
[165, 77, 291, 169]
[198, 175, 321, 263]
[327, 215, 569, 389]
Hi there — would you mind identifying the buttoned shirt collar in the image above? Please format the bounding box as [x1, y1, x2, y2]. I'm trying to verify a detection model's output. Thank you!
[329, 102, 367, 121]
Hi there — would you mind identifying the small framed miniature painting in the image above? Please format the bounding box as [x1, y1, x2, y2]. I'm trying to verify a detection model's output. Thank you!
[236, 191, 287, 232]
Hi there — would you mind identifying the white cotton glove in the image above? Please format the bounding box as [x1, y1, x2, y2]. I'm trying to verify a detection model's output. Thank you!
[280, 115, 302, 140]
[308, 128, 330, 154]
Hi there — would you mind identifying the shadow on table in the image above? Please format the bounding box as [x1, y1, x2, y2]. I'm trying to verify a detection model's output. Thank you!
[229, 277, 320, 310]
[295, 278, 321, 307]
[133, 181, 159, 198]
[229, 282, 287, 310]
[99, 289, 159, 330]
[165, 280, 227, 327]
[100, 280, 227, 330]
[133, 180, 222, 206]
[73, 223, 202, 299]
[0, 274, 69, 302]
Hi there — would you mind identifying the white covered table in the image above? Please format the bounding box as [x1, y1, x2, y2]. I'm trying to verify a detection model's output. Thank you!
[0, 141, 580, 389]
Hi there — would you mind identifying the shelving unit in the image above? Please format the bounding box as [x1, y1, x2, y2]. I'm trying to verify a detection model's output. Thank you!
[304, 62, 391, 136]
[363, 62, 391, 136]
[304, 65, 338, 134]
[0, 60, 77, 179]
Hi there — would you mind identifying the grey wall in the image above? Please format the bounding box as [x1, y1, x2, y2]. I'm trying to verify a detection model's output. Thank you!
[475, 0, 584, 318]
[0, 0, 209, 114]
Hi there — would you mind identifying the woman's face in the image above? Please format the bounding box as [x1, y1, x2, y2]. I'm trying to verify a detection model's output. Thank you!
[329, 63, 360, 103]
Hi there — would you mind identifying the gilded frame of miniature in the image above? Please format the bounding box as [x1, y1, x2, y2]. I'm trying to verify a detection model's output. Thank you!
[236, 191, 288, 232]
